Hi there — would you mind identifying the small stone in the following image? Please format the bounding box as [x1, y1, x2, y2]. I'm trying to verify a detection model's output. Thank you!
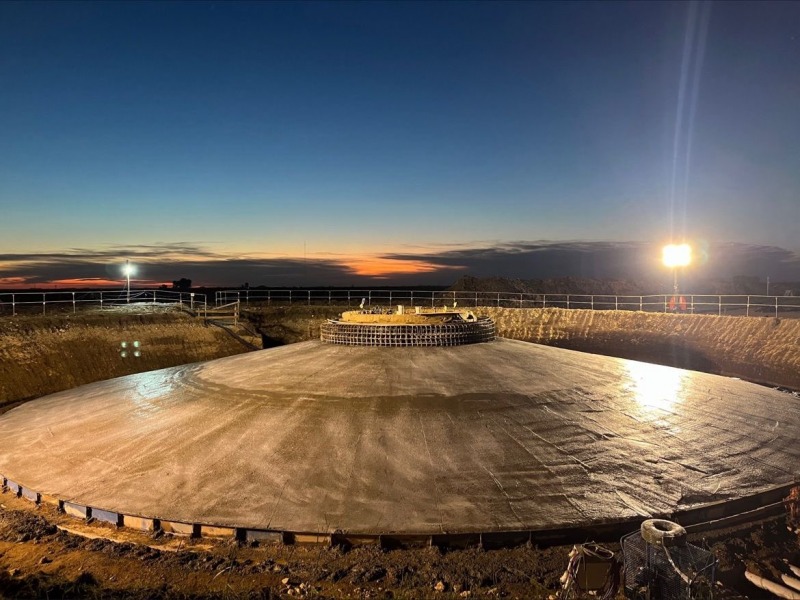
[460, 592, 472, 598]
[8, 568, 19, 576]
[39, 556, 52, 565]
[281, 577, 290, 585]
[434, 580, 446, 592]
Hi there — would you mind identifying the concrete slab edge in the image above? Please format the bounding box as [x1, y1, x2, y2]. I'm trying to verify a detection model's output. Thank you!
[1, 474, 796, 548]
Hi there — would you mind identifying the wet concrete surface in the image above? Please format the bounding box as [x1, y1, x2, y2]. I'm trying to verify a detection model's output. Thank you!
[0, 339, 798, 535]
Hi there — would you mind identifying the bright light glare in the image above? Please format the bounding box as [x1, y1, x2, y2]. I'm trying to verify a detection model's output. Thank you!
[662, 244, 692, 268]
[123, 263, 135, 276]
[624, 361, 688, 414]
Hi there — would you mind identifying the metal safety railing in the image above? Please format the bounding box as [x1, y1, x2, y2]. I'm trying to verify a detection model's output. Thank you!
[0, 289, 208, 317]
[216, 289, 800, 318]
[3, 288, 797, 318]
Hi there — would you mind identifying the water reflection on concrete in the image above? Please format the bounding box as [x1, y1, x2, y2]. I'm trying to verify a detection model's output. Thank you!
[130, 369, 179, 418]
[624, 361, 689, 412]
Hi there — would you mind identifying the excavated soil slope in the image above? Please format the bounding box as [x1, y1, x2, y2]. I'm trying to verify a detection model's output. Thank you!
[0, 311, 247, 407]
[480, 307, 800, 390]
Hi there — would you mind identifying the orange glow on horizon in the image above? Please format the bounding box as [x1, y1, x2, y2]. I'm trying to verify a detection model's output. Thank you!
[0, 277, 30, 287]
[343, 257, 453, 277]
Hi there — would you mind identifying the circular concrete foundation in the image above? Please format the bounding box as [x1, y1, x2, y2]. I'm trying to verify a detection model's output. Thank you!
[1, 339, 799, 544]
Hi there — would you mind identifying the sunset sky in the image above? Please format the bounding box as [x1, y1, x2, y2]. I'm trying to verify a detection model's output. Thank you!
[1, 1, 798, 289]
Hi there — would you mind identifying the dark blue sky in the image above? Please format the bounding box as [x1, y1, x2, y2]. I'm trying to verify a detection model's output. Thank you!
[1, 1, 798, 287]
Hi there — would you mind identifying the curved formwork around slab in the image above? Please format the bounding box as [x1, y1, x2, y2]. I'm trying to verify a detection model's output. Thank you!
[1, 339, 799, 545]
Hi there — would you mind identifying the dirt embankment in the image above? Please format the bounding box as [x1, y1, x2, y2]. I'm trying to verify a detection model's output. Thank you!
[0, 311, 247, 407]
[250, 305, 800, 390]
[247, 305, 346, 347]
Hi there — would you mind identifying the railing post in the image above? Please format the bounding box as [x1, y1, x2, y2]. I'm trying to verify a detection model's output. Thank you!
[11, 294, 15, 316]
[389, 291, 393, 306]
[496, 292, 500, 307]
[42, 293, 46, 315]
[72, 292, 76, 314]
[566, 295, 570, 310]
[746, 296, 750, 317]
[591, 296, 594, 311]
[615, 296, 618, 311]
[289, 290, 292, 305]
[664, 296, 667, 313]
[100, 292, 103, 311]
[718, 296, 722, 316]
[410, 291, 414, 307]
[519, 293, 522, 308]
[308, 290, 311, 306]
[152, 290, 156, 303]
[639, 296, 642, 312]
[368, 291, 372, 307]
[543, 294, 546, 309]
[347, 290, 351, 306]
[328, 290, 331, 305]
[690, 296, 694, 314]
[775, 297, 779, 319]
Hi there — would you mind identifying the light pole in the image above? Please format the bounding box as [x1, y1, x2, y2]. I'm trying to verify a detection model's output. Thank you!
[123, 261, 135, 303]
[662, 244, 691, 311]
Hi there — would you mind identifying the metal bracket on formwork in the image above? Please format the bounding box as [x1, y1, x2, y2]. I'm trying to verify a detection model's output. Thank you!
[242, 528, 284, 544]
[200, 523, 237, 538]
[159, 520, 200, 537]
[287, 531, 333, 546]
[92, 507, 124, 527]
[5, 480, 22, 498]
[20, 486, 39, 504]
[123, 514, 159, 532]
[63, 502, 91, 521]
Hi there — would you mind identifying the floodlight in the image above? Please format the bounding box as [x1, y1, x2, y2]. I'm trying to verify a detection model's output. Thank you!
[662, 243, 692, 299]
[662, 244, 691, 268]
[123, 260, 135, 303]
